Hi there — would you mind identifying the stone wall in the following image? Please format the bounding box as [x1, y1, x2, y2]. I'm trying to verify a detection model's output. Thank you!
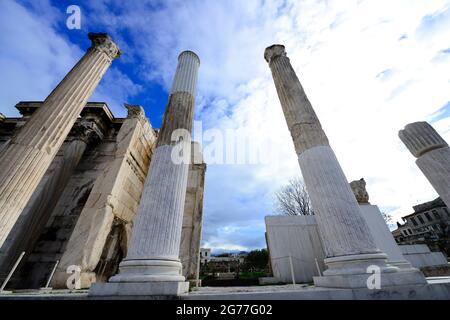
[399, 244, 448, 268]
[0, 102, 158, 289]
[51, 105, 157, 288]
[0, 101, 207, 290]
[265, 215, 326, 284]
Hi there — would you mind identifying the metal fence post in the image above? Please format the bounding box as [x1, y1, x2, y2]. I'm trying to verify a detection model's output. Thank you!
[288, 255, 296, 285]
[0, 251, 25, 292]
[42, 260, 59, 289]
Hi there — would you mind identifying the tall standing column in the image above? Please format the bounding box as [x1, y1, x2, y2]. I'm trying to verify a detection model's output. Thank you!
[399, 122, 450, 209]
[265, 45, 425, 288]
[91, 51, 200, 297]
[0, 33, 120, 247]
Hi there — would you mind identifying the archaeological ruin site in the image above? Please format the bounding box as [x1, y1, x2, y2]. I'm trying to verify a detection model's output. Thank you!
[0, 33, 449, 300]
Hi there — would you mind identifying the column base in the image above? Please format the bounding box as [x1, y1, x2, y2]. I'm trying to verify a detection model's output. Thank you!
[89, 281, 189, 297]
[387, 260, 415, 270]
[90, 258, 188, 297]
[314, 253, 427, 289]
[108, 259, 185, 283]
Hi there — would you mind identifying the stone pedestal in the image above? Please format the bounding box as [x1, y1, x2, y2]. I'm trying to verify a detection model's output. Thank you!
[265, 44, 426, 288]
[0, 33, 120, 247]
[399, 122, 450, 210]
[90, 51, 200, 297]
[358, 204, 413, 270]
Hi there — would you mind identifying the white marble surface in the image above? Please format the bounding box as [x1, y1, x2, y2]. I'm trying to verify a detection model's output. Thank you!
[265, 215, 325, 283]
[170, 51, 200, 96]
[400, 244, 448, 268]
[416, 147, 450, 210]
[399, 121, 450, 209]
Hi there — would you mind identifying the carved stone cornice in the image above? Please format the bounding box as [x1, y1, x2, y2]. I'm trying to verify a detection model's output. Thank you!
[88, 32, 121, 60]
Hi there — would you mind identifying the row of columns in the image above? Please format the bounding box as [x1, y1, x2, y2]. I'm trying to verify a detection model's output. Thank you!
[1, 30, 448, 295]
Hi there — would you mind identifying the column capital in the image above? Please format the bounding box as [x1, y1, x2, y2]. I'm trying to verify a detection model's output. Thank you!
[125, 103, 146, 120]
[71, 120, 104, 144]
[88, 32, 121, 60]
[399, 121, 448, 158]
[264, 44, 286, 64]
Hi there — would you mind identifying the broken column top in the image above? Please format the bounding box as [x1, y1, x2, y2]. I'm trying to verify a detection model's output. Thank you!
[170, 50, 200, 96]
[350, 178, 370, 204]
[88, 32, 121, 59]
[178, 50, 200, 65]
[264, 44, 286, 64]
[399, 121, 448, 158]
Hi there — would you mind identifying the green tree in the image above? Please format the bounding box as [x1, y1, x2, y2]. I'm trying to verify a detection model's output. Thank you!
[242, 249, 269, 272]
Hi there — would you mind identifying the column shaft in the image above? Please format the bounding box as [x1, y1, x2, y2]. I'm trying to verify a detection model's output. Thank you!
[265, 45, 379, 258]
[399, 122, 450, 209]
[0, 33, 120, 247]
[92, 51, 200, 296]
[265, 45, 426, 288]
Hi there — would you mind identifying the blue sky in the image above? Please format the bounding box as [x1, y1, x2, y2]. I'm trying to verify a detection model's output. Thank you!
[1, 0, 450, 253]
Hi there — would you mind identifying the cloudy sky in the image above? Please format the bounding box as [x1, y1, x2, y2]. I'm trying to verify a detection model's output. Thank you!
[1, 0, 450, 253]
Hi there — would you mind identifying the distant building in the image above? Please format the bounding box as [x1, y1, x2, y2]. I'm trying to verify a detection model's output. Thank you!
[392, 197, 450, 255]
[200, 248, 212, 264]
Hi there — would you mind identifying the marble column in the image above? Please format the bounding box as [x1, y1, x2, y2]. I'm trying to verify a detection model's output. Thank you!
[0, 33, 120, 247]
[0, 121, 102, 283]
[399, 122, 450, 209]
[91, 51, 200, 296]
[265, 44, 425, 288]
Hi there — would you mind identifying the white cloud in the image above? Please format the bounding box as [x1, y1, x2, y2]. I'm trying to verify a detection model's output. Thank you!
[2, 0, 450, 252]
[109, 0, 450, 250]
[0, 0, 140, 118]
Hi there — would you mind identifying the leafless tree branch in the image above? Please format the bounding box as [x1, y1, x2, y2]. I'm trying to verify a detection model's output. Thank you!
[274, 177, 314, 216]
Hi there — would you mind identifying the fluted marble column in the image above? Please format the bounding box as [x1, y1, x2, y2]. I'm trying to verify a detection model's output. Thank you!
[91, 51, 200, 296]
[399, 122, 450, 209]
[265, 45, 425, 288]
[0, 121, 101, 282]
[0, 33, 120, 247]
